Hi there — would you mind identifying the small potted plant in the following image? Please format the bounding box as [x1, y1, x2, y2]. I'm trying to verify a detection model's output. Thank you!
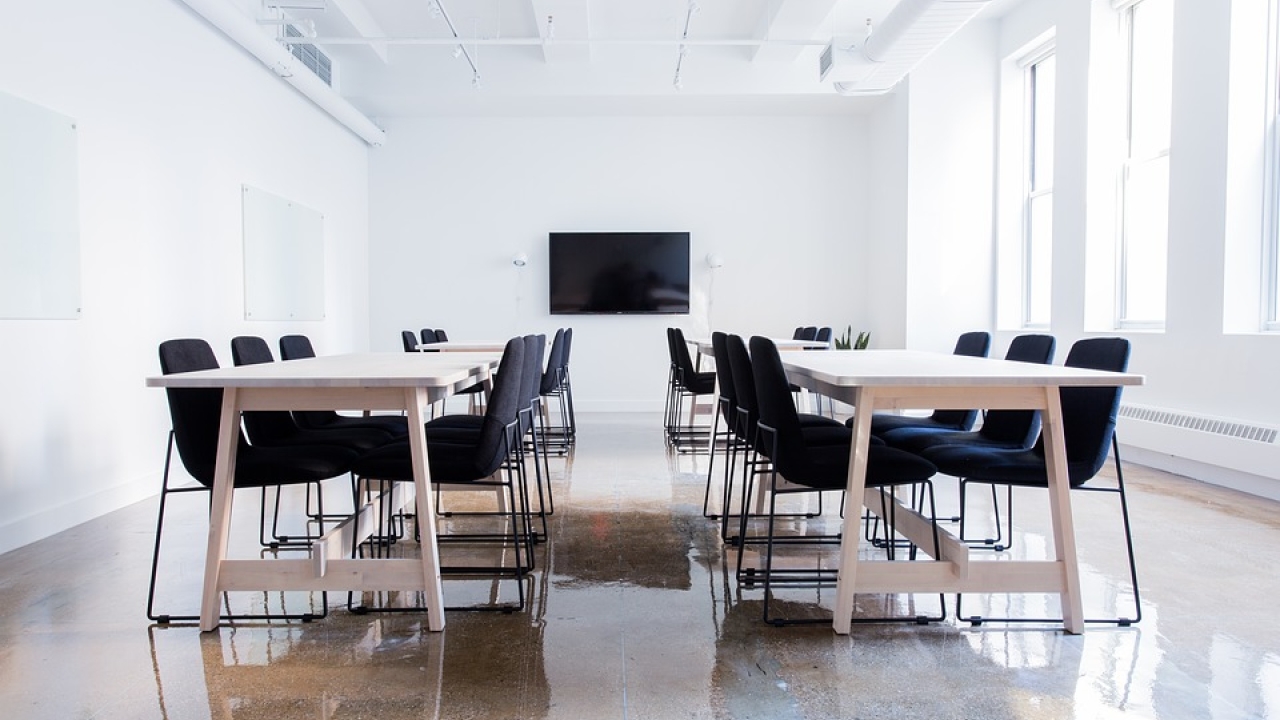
[834, 326, 871, 350]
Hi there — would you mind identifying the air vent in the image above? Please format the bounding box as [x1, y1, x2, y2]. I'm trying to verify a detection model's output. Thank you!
[285, 24, 332, 86]
[1119, 404, 1279, 444]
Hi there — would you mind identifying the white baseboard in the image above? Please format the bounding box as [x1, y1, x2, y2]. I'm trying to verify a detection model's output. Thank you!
[0, 473, 158, 556]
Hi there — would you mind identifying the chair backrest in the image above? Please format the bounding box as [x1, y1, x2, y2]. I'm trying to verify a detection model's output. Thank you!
[230, 336, 300, 446]
[800, 326, 818, 341]
[749, 336, 809, 472]
[669, 328, 699, 381]
[710, 331, 736, 408]
[560, 327, 573, 373]
[420, 328, 436, 345]
[279, 334, 316, 361]
[517, 334, 546, 433]
[815, 327, 832, 343]
[471, 338, 526, 477]
[1045, 337, 1131, 485]
[541, 328, 567, 395]
[930, 331, 994, 428]
[791, 327, 805, 340]
[953, 331, 991, 358]
[725, 334, 761, 446]
[435, 329, 449, 342]
[401, 330, 418, 352]
[158, 338, 248, 487]
[976, 334, 1057, 446]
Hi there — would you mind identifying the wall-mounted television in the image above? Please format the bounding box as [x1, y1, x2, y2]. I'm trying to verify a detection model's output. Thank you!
[548, 232, 690, 315]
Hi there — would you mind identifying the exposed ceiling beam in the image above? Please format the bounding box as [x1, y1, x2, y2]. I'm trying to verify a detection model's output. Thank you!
[752, 0, 839, 63]
[529, 0, 591, 63]
[328, 0, 389, 63]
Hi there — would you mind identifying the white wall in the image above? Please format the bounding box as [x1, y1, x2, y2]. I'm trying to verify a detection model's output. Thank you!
[0, 0, 372, 553]
[369, 115, 871, 411]
[901, 20, 1001, 352]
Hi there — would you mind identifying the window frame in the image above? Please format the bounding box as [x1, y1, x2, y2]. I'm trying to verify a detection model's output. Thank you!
[1020, 45, 1056, 329]
[1115, 0, 1173, 331]
[1263, 0, 1280, 331]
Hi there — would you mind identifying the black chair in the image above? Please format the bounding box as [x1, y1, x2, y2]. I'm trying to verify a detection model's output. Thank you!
[540, 329, 574, 454]
[722, 334, 856, 547]
[745, 336, 943, 626]
[860, 330, 992, 436]
[435, 329, 449, 342]
[559, 327, 577, 444]
[921, 337, 1139, 626]
[401, 330, 419, 353]
[665, 327, 715, 451]
[350, 337, 533, 612]
[428, 334, 551, 538]
[814, 327, 832, 345]
[880, 334, 1056, 549]
[231, 336, 396, 547]
[799, 326, 818, 341]
[702, 331, 750, 524]
[419, 328, 435, 346]
[278, 334, 409, 437]
[148, 338, 357, 624]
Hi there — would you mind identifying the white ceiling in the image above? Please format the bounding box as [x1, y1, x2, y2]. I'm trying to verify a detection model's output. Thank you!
[260, 0, 1023, 117]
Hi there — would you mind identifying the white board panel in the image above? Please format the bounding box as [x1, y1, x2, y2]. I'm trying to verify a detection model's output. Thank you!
[242, 184, 324, 320]
[0, 91, 81, 319]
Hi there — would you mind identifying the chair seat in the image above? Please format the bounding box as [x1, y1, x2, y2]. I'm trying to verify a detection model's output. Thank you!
[863, 413, 967, 436]
[779, 431, 936, 491]
[251, 424, 397, 451]
[352, 434, 505, 484]
[311, 414, 409, 437]
[921, 444, 1096, 488]
[879, 426, 1022, 454]
[683, 371, 716, 394]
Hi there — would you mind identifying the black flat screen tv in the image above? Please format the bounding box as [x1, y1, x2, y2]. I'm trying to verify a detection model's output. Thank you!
[548, 232, 690, 315]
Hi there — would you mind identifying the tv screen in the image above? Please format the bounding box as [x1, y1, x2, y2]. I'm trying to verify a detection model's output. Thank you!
[548, 232, 691, 315]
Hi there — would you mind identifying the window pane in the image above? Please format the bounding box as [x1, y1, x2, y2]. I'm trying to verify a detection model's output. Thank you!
[1121, 155, 1170, 323]
[1026, 193, 1053, 325]
[1130, 0, 1174, 157]
[1031, 55, 1056, 192]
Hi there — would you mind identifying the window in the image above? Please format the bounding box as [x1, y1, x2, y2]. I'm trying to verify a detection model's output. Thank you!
[1266, 1, 1280, 330]
[1023, 51, 1056, 327]
[1116, 0, 1174, 328]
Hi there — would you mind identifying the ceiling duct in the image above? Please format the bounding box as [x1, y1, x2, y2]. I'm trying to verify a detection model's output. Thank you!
[178, 0, 385, 145]
[821, 0, 992, 95]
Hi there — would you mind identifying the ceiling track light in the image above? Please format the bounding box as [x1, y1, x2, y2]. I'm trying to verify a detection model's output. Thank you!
[545, 15, 554, 42]
[431, 0, 480, 83]
[672, 0, 696, 90]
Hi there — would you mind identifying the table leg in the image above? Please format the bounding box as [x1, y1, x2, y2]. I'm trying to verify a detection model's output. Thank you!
[200, 388, 242, 632]
[406, 387, 446, 631]
[833, 387, 872, 635]
[1040, 386, 1084, 633]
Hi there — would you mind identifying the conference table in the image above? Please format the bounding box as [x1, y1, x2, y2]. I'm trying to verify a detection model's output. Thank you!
[778, 349, 1143, 635]
[415, 341, 511, 353]
[146, 351, 502, 633]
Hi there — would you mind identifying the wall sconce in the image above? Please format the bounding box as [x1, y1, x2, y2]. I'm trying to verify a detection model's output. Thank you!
[705, 252, 724, 269]
[512, 252, 528, 267]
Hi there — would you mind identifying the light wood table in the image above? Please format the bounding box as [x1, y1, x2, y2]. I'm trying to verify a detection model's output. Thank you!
[146, 351, 502, 633]
[779, 349, 1143, 635]
[415, 341, 511, 353]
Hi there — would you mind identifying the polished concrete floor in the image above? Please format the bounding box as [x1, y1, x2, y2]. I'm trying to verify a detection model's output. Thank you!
[1, 412, 1278, 719]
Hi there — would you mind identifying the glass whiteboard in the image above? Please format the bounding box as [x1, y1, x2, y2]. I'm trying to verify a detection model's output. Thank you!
[242, 185, 324, 321]
[0, 91, 81, 319]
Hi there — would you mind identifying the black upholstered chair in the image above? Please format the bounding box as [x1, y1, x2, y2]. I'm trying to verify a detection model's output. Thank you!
[419, 328, 435, 346]
[148, 338, 357, 624]
[350, 337, 533, 611]
[278, 334, 409, 438]
[921, 337, 1139, 626]
[665, 327, 715, 451]
[540, 329, 575, 454]
[799, 326, 818, 341]
[815, 327, 832, 345]
[860, 330, 992, 437]
[434, 329, 449, 342]
[720, 333, 864, 546]
[879, 334, 1055, 549]
[702, 331, 742, 521]
[401, 330, 419, 353]
[231, 336, 395, 547]
[746, 336, 943, 626]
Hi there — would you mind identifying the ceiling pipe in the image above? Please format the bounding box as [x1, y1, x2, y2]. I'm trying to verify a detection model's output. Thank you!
[178, 0, 386, 146]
